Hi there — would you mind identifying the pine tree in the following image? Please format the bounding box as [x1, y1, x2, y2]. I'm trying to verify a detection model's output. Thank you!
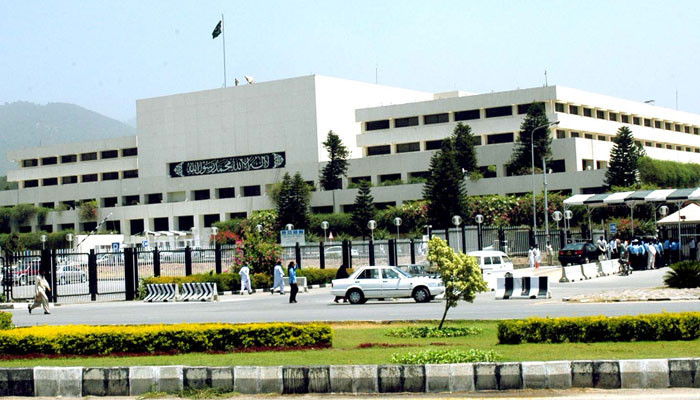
[320, 130, 349, 190]
[506, 103, 552, 175]
[452, 123, 478, 175]
[605, 126, 645, 188]
[423, 140, 466, 229]
[275, 172, 310, 229]
[352, 180, 375, 238]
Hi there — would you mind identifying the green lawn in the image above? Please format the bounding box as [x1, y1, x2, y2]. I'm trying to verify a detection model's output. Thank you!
[1, 320, 697, 367]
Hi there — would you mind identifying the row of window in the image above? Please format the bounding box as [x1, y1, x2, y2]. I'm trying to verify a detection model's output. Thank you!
[364, 103, 544, 131]
[556, 129, 700, 153]
[20, 147, 138, 168]
[22, 170, 139, 188]
[554, 102, 700, 136]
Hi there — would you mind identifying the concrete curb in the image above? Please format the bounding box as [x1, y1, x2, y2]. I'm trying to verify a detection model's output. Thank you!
[1, 358, 698, 396]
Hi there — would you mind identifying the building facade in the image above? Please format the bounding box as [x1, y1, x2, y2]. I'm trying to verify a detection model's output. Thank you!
[3, 75, 700, 244]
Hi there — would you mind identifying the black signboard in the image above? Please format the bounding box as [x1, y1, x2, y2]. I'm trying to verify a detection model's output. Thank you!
[169, 151, 286, 178]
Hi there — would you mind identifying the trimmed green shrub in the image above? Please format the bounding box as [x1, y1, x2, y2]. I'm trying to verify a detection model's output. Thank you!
[391, 349, 501, 364]
[497, 312, 700, 344]
[297, 268, 342, 285]
[0, 322, 332, 356]
[664, 261, 700, 288]
[0, 311, 12, 330]
[385, 326, 481, 338]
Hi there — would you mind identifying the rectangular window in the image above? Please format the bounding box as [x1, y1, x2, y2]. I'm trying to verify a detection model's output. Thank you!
[621, 115, 629, 123]
[242, 185, 260, 197]
[596, 110, 605, 119]
[666, 145, 673, 149]
[684, 126, 691, 133]
[229, 212, 247, 219]
[81, 152, 97, 161]
[82, 174, 98, 183]
[40, 202, 54, 209]
[123, 195, 140, 206]
[549, 159, 566, 173]
[584, 133, 594, 139]
[686, 147, 693, 152]
[396, 142, 420, 153]
[102, 197, 118, 208]
[367, 145, 391, 156]
[394, 116, 419, 128]
[41, 156, 57, 165]
[40, 225, 53, 233]
[42, 178, 58, 186]
[517, 102, 545, 115]
[61, 201, 75, 210]
[665, 122, 672, 130]
[423, 113, 448, 124]
[22, 159, 38, 167]
[583, 108, 592, 117]
[104, 220, 120, 233]
[644, 118, 652, 127]
[655, 120, 662, 129]
[485, 105, 513, 118]
[153, 217, 168, 231]
[570, 132, 580, 138]
[61, 154, 77, 163]
[194, 189, 210, 200]
[645, 142, 652, 147]
[177, 216, 194, 231]
[569, 105, 579, 115]
[365, 120, 390, 131]
[203, 214, 220, 227]
[656, 143, 663, 148]
[633, 117, 641, 125]
[217, 187, 235, 199]
[555, 103, 565, 113]
[350, 176, 371, 184]
[122, 170, 138, 179]
[146, 193, 163, 204]
[478, 165, 497, 178]
[556, 130, 566, 139]
[675, 124, 682, 132]
[454, 109, 480, 121]
[609, 112, 618, 121]
[425, 139, 444, 150]
[487, 132, 514, 144]
[102, 172, 119, 181]
[380, 173, 401, 183]
[60, 223, 75, 231]
[121, 147, 138, 157]
[676, 146, 682, 151]
[61, 176, 77, 184]
[598, 136, 607, 141]
[101, 150, 118, 159]
[409, 171, 429, 179]
[695, 128, 699, 135]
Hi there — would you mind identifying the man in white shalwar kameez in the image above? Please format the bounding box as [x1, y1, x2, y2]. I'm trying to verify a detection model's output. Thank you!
[28, 272, 51, 314]
[239, 264, 252, 294]
[271, 260, 285, 295]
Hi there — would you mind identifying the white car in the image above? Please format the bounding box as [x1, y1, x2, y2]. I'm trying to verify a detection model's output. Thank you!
[56, 264, 87, 285]
[467, 250, 514, 273]
[325, 246, 359, 258]
[331, 265, 444, 304]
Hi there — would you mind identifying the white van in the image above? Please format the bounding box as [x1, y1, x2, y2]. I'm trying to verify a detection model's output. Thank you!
[467, 250, 514, 273]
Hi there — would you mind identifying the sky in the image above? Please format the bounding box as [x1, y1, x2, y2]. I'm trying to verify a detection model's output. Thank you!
[1, 0, 700, 123]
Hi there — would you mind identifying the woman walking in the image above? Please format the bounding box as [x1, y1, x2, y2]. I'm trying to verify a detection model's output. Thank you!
[288, 261, 299, 303]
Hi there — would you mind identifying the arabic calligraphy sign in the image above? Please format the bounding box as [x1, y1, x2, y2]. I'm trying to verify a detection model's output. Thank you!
[169, 152, 286, 178]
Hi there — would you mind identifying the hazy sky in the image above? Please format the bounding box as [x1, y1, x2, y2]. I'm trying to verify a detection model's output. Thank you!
[2, 0, 699, 122]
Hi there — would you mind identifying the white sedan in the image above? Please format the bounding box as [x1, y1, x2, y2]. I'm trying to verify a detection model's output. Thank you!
[331, 265, 444, 304]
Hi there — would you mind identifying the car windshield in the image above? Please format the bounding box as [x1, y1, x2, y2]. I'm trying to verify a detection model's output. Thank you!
[396, 268, 412, 278]
[502, 255, 512, 264]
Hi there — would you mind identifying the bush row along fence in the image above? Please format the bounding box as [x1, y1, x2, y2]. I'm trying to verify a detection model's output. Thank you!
[1, 226, 593, 304]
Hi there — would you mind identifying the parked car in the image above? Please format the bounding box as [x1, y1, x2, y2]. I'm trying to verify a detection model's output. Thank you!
[466, 250, 514, 273]
[558, 242, 600, 266]
[331, 265, 444, 304]
[325, 246, 359, 258]
[56, 264, 87, 284]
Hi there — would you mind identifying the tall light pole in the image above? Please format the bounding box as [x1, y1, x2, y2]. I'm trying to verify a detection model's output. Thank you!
[321, 220, 329, 242]
[451, 215, 462, 253]
[530, 120, 560, 245]
[368, 220, 377, 242]
[393, 217, 402, 242]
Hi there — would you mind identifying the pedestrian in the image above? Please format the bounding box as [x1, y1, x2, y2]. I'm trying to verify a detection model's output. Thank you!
[288, 261, 299, 303]
[596, 236, 607, 260]
[239, 263, 253, 295]
[528, 246, 535, 269]
[688, 237, 697, 261]
[545, 241, 554, 266]
[533, 244, 541, 268]
[610, 237, 618, 259]
[28, 271, 51, 315]
[646, 239, 657, 270]
[333, 264, 349, 303]
[271, 259, 285, 295]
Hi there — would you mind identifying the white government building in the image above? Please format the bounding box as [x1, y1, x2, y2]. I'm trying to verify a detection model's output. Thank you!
[3, 75, 700, 246]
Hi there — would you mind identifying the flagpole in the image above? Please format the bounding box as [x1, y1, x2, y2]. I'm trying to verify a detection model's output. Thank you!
[222, 13, 227, 87]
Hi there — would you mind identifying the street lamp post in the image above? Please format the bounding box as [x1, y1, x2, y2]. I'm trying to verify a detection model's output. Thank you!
[563, 209, 573, 243]
[210, 226, 218, 246]
[451, 215, 462, 253]
[475, 214, 484, 250]
[66, 233, 74, 249]
[529, 120, 560, 245]
[368, 220, 377, 242]
[285, 224, 294, 231]
[321, 220, 329, 242]
[393, 217, 402, 242]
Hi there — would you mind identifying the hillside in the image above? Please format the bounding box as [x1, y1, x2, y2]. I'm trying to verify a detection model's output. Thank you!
[0, 102, 136, 175]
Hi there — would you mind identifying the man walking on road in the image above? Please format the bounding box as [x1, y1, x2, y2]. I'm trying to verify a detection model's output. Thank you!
[271, 260, 285, 295]
[28, 271, 51, 315]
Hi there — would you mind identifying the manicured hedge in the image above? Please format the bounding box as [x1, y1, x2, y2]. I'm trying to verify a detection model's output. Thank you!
[298, 268, 348, 285]
[497, 312, 700, 344]
[0, 322, 332, 356]
[0, 312, 12, 330]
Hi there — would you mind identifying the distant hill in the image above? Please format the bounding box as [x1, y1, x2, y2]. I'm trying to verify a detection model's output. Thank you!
[0, 101, 136, 175]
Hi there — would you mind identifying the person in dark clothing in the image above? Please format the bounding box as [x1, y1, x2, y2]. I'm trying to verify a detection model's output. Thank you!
[288, 261, 299, 303]
[333, 264, 349, 303]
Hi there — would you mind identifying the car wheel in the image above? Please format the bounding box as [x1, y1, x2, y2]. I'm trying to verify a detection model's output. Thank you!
[346, 289, 364, 305]
[413, 287, 429, 303]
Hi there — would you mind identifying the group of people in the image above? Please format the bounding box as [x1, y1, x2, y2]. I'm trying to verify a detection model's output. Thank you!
[239, 260, 300, 303]
[596, 234, 687, 271]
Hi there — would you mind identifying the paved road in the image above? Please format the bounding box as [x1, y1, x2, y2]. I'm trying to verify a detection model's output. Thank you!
[8, 268, 699, 327]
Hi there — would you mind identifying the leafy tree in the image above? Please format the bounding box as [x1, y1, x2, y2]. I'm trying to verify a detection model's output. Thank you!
[352, 180, 375, 238]
[423, 140, 466, 228]
[605, 126, 645, 188]
[427, 236, 488, 329]
[451, 123, 478, 175]
[506, 103, 552, 175]
[275, 172, 310, 230]
[320, 130, 349, 190]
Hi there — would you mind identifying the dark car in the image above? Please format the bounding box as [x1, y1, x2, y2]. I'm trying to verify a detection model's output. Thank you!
[558, 242, 600, 266]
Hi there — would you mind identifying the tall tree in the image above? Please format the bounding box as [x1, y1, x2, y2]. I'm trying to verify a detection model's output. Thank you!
[451, 123, 478, 175]
[320, 130, 349, 190]
[275, 172, 310, 230]
[352, 180, 375, 238]
[423, 140, 466, 228]
[605, 126, 645, 188]
[506, 103, 552, 175]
